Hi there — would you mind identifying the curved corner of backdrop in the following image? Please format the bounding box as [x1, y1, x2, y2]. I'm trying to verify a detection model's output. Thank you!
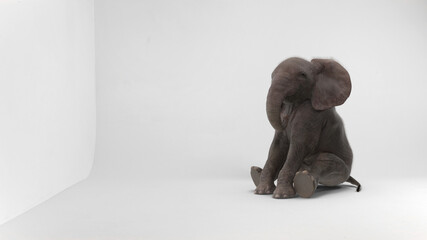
[0, 0, 96, 225]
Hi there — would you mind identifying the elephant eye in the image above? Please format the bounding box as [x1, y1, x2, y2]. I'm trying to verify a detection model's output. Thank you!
[299, 72, 307, 79]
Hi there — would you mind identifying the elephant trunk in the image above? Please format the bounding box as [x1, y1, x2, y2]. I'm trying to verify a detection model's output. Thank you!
[266, 78, 296, 131]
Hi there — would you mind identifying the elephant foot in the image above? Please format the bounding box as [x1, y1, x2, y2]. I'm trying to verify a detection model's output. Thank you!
[250, 166, 262, 187]
[272, 185, 296, 199]
[293, 170, 318, 198]
[254, 182, 276, 195]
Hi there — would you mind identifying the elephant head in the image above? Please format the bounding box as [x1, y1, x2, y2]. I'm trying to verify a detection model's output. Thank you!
[267, 57, 351, 130]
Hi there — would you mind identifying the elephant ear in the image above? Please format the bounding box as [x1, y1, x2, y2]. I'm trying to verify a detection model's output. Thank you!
[310, 58, 351, 110]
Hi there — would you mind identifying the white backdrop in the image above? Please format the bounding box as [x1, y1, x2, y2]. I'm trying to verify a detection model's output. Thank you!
[0, 0, 426, 238]
[0, 0, 95, 224]
[94, 0, 427, 182]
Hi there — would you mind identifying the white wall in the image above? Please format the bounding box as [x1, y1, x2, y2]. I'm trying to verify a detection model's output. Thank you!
[0, 0, 95, 224]
[94, 0, 427, 182]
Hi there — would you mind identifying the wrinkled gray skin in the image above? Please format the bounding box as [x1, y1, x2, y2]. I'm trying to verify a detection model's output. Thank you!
[254, 57, 360, 199]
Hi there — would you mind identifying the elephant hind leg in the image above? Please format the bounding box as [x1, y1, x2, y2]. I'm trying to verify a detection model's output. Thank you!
[293, 170, 318, 198]
[250, 166, 262, 187]
[294, 153, 350, 198]
[309, 152, 350, 186]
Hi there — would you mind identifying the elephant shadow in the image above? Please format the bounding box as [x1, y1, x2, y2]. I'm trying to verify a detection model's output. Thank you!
[248, 183, 358, 198]
[310, 184, 358, 198]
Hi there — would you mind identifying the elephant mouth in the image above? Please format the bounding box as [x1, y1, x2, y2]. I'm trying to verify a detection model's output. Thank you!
[266, 79, 299, 130]
[280, 101, 294, 128]
[283, 93, 298, 104]
[282, 98, 292, 105]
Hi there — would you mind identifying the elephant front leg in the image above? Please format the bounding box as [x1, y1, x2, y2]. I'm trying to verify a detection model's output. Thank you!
[255, 131, 289, 195]
[273, 143, 308, 199]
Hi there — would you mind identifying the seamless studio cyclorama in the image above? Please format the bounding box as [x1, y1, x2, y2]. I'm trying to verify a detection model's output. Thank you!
[1, 0, 427, 239]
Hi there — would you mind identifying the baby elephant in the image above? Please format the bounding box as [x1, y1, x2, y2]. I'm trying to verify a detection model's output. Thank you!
[251, 57, 360, 199]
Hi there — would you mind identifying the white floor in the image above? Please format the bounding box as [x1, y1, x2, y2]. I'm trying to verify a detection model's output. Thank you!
[0, 174, 426, 240]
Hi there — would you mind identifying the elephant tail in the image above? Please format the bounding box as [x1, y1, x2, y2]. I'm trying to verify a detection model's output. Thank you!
[346, 176, 361, 192]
